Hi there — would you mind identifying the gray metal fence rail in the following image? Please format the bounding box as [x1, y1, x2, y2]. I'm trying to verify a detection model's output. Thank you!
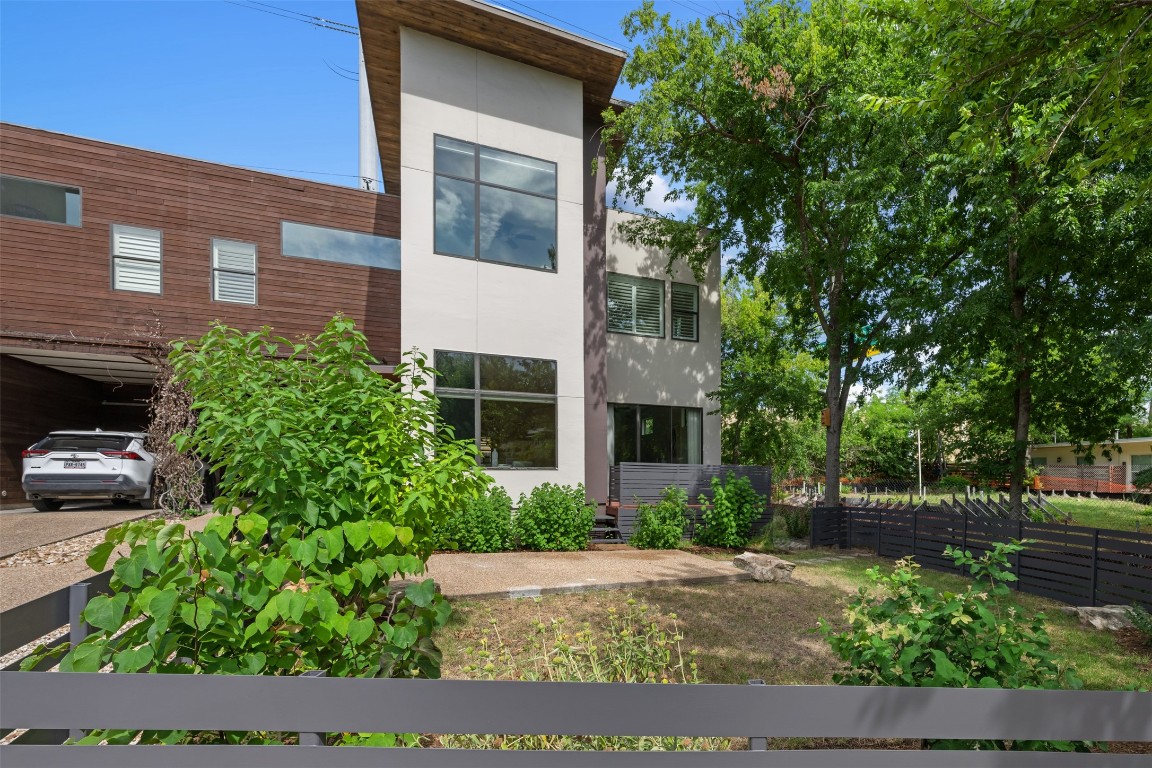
[811, 506, 1152, 608]
[610, 463, 772, 539]
[1, 672, 1149, 766]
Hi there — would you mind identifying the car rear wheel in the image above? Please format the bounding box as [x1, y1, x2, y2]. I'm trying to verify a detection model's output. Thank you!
[32, 499, 64, 512]
[138, 482, 160, 510]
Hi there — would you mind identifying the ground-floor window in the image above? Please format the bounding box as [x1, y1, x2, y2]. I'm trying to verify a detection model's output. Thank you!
[609, 403, 702, 465]
[434, 350, 557, 469]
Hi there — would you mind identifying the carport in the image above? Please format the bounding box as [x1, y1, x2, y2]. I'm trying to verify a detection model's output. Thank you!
[0, 346, 156, 508]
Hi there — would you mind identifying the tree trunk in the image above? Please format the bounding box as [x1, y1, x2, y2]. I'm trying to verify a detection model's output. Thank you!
[825, 343, 843, 507]
[1007, 163, 1029, 519]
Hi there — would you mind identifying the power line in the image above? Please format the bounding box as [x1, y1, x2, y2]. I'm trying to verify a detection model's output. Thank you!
[224, 1, 358, 35]
[238, 165, 364, 179]
[323, 59, 357, 82]
[497, 0, 628, 49]
[246, 0, 358, 31]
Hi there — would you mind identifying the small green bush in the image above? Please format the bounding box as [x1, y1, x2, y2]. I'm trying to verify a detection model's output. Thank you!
[630, 486, 689, 549]
[441, 486, 514, 552]
[1133, 466, 1152, 490]
[821, 541, 1087, 752]
[694, 473, 765, 548]
[777, 505, 810, 540]
[936, 475, 970, 492]
[512, 483, 596, 551]
[1127, 604, 1152, 645]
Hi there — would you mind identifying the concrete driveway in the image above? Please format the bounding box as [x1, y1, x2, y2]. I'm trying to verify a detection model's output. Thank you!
[0, 503, 152, 558]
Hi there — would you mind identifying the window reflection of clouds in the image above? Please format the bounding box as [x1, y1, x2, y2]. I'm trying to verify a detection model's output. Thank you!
[434, 177, 475, 258]
[281, 221, 399, 270]
[478, 187, 555, 270]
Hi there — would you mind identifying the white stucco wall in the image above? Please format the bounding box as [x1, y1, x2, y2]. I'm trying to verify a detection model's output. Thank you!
[605, 209, 722, 464]
[399, 29, 587, 500]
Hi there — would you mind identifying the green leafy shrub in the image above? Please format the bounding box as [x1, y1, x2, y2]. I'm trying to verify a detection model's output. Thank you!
[444, 599, 727, 751]
[440, 486, 514, 552]
[1127, 604, 1152, 645]
[776, 505, 810, 540]
[1133, 466, 1152, 490]
[27, 317, 489, 745]
[936, 475, 970, 492]
[629, 486, 689, 549]
[694, 473, 765, 548]
[820, 541, 1087, 751]
[512, 483, 596, 551]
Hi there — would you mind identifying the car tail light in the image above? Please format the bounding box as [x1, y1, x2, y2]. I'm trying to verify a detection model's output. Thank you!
[99, 450, 145, 460]
[22, 449, 50, 458]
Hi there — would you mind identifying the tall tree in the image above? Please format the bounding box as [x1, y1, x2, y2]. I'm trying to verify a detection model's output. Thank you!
[603, 0, 950, 505]
[882, 1, 1152, 514]
[716, 279, 824, 475]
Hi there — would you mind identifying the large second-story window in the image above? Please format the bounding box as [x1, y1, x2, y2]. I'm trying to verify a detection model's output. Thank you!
[433, 136, 557, 272]
[607, 273, 664, 337]
[435, 350, 558, 469]
[1, 175, 81, 226]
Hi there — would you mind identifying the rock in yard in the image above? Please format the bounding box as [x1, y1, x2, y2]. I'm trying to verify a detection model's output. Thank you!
[733, 553, 796, 583]
[1059, 605, 1133, 632]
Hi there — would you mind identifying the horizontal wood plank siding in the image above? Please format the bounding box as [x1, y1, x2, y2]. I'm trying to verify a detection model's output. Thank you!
[0, 124, 402, 363]
[611, 463, 772, 540]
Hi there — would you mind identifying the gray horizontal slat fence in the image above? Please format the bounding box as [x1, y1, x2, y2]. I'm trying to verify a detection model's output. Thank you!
[811, 506, 1152, 608]
[612, 463, 772, 540]
[1, 673, 1149, 767]
[0, 570, 112, 658]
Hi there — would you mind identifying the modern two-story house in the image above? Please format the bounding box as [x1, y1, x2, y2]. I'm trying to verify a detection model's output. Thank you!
[0, 0, 720, 507]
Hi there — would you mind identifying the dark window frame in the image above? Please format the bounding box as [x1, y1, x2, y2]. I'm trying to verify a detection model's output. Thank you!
[610, 403, 703, 465]
[670, 281, 700, 342]
[434, 350, 559, 470]
[606, 272, 666, 339]
[432, 135, 559, 274]
[0, 174, 82, 227]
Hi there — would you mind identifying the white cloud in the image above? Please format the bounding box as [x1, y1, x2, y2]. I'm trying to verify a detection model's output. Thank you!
[606, 173, 695, 220]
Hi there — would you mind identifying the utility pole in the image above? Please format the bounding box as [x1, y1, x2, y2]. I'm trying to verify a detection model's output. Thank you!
[916, 427, 923, 498]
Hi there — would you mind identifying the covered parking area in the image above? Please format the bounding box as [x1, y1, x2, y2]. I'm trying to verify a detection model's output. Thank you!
[0, 344, 156, 508]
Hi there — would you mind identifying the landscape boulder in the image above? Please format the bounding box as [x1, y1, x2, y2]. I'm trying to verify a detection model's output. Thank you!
[1058, 605, 1133, 632]
[733, 553, 796, 583]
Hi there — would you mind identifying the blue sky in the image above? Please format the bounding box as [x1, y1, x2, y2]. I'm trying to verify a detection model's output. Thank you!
[1, 0, 738, 198]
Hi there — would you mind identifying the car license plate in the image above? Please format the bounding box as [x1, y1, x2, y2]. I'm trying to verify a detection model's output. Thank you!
[62, 461, 87, 469]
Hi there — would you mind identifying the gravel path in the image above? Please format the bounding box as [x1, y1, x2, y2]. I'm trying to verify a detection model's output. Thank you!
[0, 505, 154, 557]
[0, 510, 219, 612]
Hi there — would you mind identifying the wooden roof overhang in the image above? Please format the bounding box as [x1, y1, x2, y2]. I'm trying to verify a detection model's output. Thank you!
[355, 0, 626, 197]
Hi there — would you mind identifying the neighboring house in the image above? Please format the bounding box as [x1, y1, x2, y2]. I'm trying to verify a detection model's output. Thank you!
[0, 0, 721, 507]
[1030, 437, 1152, 493]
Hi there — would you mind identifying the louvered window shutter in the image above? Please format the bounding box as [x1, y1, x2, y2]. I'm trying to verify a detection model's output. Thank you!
[212, 239, 257, 304]
[111, 224, 163, 294]
[606, 274, 664, 337]
[671, 283, 699, 341]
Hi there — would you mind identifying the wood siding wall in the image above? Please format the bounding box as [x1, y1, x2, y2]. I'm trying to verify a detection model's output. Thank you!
[0, 124, 401, 361]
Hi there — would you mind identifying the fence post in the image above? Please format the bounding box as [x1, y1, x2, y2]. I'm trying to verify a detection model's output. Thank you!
[876, 507, 882, 556]
[1089, 530, 1100, 607]
[298, 670, 327, 747]
[911, 506, 918, 558]
[845, 505, 852, 550]
[746, 679, 766, 751]
[1014, 519, 1024, 591]
[68, 583, 90, 742]
[961, 513, 968, 557]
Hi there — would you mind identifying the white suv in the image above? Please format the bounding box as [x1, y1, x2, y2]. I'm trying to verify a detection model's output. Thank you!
[22, 431, 157, 512]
